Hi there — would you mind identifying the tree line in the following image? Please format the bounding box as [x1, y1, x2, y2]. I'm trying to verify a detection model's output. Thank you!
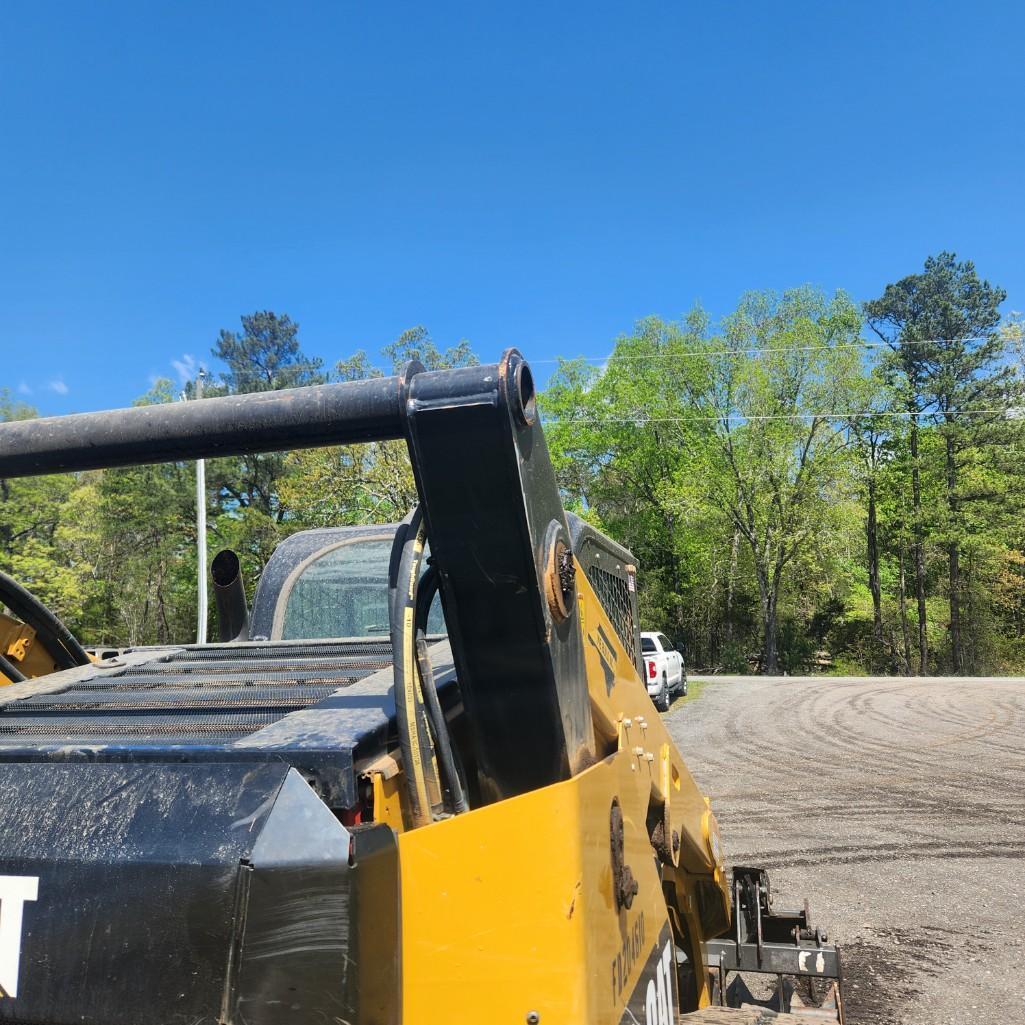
[546, 254, 1024, 674]
[2, 253, 1023, 674]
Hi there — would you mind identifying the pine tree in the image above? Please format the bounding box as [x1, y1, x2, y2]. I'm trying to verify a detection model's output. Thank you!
[866, 254, 1008, 673]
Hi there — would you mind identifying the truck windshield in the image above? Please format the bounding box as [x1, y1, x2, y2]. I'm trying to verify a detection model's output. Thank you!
[280, 538, 446, 640]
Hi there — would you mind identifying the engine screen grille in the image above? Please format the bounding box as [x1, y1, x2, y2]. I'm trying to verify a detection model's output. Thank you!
[0, 712, 283, 740]
[586, 563, 637, 658]
[0, 639, 393, 745]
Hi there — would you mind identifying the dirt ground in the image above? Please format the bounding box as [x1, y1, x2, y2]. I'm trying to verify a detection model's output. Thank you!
[663, 675, 1025, 1025]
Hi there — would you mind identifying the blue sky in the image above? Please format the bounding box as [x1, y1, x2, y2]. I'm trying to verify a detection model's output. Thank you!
[2, 1, 1023, 413]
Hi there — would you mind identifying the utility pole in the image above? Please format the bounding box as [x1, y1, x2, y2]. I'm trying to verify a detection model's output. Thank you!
[195, 369, 208, 644]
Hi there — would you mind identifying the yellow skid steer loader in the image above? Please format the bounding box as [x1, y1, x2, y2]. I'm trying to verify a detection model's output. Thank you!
[0, 351, 843, 1023]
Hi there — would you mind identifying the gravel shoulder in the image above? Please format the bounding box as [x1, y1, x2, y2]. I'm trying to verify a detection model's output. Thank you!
[663, 675, 1025, 1025]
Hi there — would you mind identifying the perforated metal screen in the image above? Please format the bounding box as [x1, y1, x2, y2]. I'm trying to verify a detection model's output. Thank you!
[566, 513, 643, 676]
[0, 639, 393, 744]
[586, 563, 637, 658]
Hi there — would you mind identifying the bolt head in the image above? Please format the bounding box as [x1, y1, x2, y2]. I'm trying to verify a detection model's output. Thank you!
[526, 1013, 540, 1024]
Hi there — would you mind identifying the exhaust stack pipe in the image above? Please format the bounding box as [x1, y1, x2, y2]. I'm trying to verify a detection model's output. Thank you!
[211, 549, 249, 643]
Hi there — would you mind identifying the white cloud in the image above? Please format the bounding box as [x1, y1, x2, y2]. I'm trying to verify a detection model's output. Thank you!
[171, 353, 197, 385]
[48, 379, 69, 395]
[17, 381, 32, 396]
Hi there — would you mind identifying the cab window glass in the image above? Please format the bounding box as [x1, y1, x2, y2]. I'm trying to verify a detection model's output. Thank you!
[657, 634, 673, 651]
[280, 539, 446, 640]
[641, 636, 656, 653]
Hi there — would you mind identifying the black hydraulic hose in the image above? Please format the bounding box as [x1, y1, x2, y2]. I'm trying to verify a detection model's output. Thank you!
[0, 651, 26, 683]
[0, 569, 91, 670]
[413, 561, 442, 638]
[414, 631, 469, 815]
[414, 564, 469, 815]
[388, 507, 438, 828]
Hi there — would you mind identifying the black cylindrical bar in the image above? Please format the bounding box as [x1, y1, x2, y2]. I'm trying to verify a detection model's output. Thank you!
[0, 376, 406, 479]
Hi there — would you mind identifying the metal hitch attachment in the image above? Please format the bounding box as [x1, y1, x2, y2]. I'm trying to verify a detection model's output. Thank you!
[703, 866, 845, 1023]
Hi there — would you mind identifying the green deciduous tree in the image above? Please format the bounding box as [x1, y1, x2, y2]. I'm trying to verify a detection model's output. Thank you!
[279, 328, 479, 530]
[545, 288, 867, 675]
[0, 392, 81, 623]
[846, 368, 898, 671]
[680, 289, 865, 673]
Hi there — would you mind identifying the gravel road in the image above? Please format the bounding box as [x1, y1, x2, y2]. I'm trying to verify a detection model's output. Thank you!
[663, 675, 1025, 1025]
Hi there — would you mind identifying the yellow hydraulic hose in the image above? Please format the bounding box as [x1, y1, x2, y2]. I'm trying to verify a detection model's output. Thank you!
[389, 508, 439, 828]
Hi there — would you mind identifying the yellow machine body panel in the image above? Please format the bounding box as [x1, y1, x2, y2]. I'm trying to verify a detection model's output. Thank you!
[399, 752, 673, 1024]
[0, 612, 70, 682]
[577, 570, 725, 882]
[385, 565, 730, 1023]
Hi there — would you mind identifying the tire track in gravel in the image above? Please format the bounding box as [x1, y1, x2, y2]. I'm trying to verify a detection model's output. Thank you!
[735, 837, 1025, 868]
[663, 674, 1025, 1025]
[714, 680, 1025, 827]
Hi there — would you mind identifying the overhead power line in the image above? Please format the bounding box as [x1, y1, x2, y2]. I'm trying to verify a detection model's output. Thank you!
[530, 335, 1002, 366]
[543, 408, 1020, 425]
[170, 333, 1014, 389]
[178, 334, 1008, 381]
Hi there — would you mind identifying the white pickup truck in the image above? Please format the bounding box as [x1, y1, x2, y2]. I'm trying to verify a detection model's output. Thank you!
[641, 631, 687, 711]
